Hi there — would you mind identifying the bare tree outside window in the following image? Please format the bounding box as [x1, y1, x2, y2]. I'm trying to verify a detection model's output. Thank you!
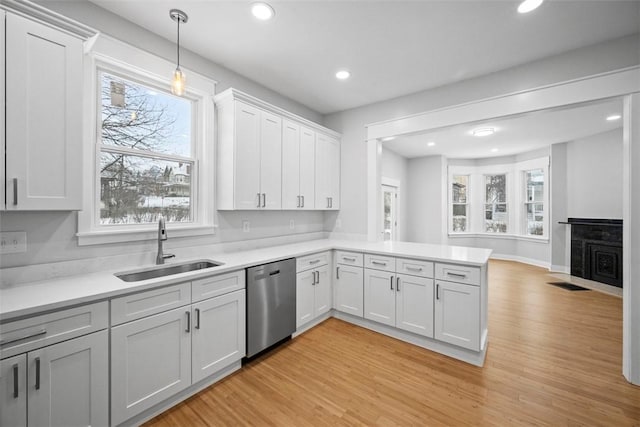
[524, 169, 544, 235]
[451, 175, 469, 232]
[99, 72, 194, 225]
[484, 174, 507, 232]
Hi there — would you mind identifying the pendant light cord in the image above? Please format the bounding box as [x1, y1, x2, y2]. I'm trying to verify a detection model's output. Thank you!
[176, 18, 180, 70]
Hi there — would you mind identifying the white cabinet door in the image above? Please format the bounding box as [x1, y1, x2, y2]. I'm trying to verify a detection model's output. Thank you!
[314, 264, 332, 317]
[299, 126, 316, 210]
[260, 111, 282, 209]
[296, 270, 315, 328]
[434, 280, 480, 351]
[0, 354, 26, 427]
[326, 135, 341, 210]
[234, 101, 262, 209]
[364, 269, 395, 327]
[395, 274, 434, 338]
[5, 12, 82, 210]
[282, 120, 301, 210]
[334, 264, 364, 317]
[314, 133, 330, 209]
[0, 12, 5, 211]
[192, 290, 246, 383]
[28, 330, 108, 427]
[111, 307, 191, 425]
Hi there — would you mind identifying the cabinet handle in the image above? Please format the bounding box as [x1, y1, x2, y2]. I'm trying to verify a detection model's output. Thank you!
[195, 308, 201, 330]
[390, 276, 394, 290]
[311, 271, 316, 285]
[396, 277, 400, 292]
[336, 266, 340, 279]
[185, 311, 191, 333]
[35, 357, 40, 390]
[297, 196, 300, 208]
[315, 271, 320, 285]
[446, 272, 467, 279]
[406, 266, 423, 272]
[301, 195, 305, 208]
[256, 193, 261, 208]
[0, 329, 47, 346]
[436, 284, 440, 300]
[13, 364, 19, 398]
[372, 261, 387, 266]
[262, 193, 266, 208]
[342, 256, 356, 262]
[309, 259, 320, 264]
[12, 178, 18, 206]
[327, 197, 330, 208]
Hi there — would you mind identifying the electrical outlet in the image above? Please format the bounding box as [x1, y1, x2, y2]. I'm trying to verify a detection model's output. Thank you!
[242, 220, 250, 233]
[289, 219, 295, 229]
[0, 231, 27, 254]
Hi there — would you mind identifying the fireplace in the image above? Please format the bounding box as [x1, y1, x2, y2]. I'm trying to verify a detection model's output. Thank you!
[564, 218, 622, 288]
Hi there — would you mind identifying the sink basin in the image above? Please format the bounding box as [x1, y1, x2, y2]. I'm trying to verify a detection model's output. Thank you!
[115, 260, 223, 282]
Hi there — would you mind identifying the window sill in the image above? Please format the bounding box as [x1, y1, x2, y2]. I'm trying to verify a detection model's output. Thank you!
[77, 224, 216, 246]
[448, 233, 549, 243]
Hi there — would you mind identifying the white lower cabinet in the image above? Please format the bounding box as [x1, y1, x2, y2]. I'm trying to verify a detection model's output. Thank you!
[296, 259, 331, 328]
[110, 306, 191, 426]
[0, 330, 108, 427]
[395, 274, 434, 337]
[192, 290, 246, 383]
[363, 269, 395, 326]
[434, 280, 480, 351]
[334, 264, 364, 317]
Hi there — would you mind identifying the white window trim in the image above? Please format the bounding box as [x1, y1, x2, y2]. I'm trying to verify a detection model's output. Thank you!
[77, 35, 216, 246]
[449, 173, 471, 233]
[448, 157, 549, 241]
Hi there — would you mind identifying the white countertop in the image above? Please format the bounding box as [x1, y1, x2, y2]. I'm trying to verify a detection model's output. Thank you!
[0, 239, 491, 322]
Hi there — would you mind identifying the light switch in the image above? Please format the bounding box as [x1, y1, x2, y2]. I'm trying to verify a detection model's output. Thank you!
[242, 220, 250, 233]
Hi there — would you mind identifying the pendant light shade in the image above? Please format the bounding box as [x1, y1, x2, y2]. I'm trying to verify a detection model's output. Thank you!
[169, 9, 188, 96]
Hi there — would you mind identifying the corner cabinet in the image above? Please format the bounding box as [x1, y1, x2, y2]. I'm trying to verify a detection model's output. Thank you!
[2, 11, 84, 211]
[215, 88, 341, 211]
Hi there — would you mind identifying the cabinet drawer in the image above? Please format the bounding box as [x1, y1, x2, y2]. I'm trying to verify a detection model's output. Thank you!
[111, 282, 191, 326]
[364, 253, 396, 272]
[0, 301, 108, 359]
[192, 270, 246, 303]
[396, 258, 434, 278]
[435, 263, 480, 286]
[335, 251, 363, 267]
[296, 251, 330, 272]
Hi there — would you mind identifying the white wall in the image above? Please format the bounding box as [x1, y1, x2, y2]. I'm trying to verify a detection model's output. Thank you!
[405, 155, 446, 244]
[381, 148, 409, 241]
[566, 129, 623, 219]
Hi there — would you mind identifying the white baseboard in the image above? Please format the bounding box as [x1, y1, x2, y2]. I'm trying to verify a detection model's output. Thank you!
[549, 264, 570, 274]
[490, 253, 550, 269]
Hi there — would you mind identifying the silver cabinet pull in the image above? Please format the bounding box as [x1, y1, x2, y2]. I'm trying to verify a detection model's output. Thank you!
[342, 256, 356, 262]
[311, 271, 317, 285]
[396, 277, 400, 292]
[256, 193, 261, 208]
[330, 197, 333, 208]
[195, 308, 201, 329]
[35, 357, 40, 390]
[13, 178, 18, 206]
[13, 364, 19, 398]
[326, 197, 330, 208]
[301, 195, 305, 208]
[390, 276, 394, 290]
[446, 272, 467, 279]
[309, 259, 320, 264]
[0, 329, 47, 346]
[406, 266, 423, 272]
[297, 196, 301, 208]
[315, 271, 319, 285]
[262, 193, 266, 208]
[371, 261, 387, 266]
[336, 266, 340, 279]
[436, 284, 440, 300]
[185, 311, 191, 333]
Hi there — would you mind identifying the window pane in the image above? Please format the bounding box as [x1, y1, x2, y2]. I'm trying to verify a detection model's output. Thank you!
[453, 204, 466, 217]
[525, 169, 544, 202]
[100, 72, 192, 157]
[485, 174, 506, 203]
[526, 203, 544, 235]
[485, 203, 507, 233]
[453, 217, 467, 232]
[452, 175, 468, 203]
[100, 152, 192, 224]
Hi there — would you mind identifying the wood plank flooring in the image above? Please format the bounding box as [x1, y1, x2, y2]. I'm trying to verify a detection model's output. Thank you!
[144, 260, 640, 426]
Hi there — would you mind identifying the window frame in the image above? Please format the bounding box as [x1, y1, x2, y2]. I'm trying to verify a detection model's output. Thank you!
[483, 173, 509, 234]
[522, 168, 545, 237]
[450, 174, 470, 233]
[77, 36, 216, 246]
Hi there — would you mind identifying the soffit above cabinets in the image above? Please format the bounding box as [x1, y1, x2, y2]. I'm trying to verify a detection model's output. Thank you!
[88, 0, 640, 114]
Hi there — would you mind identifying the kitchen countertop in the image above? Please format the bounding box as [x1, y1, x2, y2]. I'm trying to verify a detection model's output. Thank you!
[0, 239, 492, 322]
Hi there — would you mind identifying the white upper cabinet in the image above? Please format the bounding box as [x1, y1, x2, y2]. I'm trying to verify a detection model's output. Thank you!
[215, 88, 340, 211]
[4, 12, 83, 210]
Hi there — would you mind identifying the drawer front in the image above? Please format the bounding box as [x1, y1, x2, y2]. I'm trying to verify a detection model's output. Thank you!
[111, 282, 191, 326]
[435, 263, 480, 286]
[364, 253, 396, 273]
[296, 251, 330, 272]
[396, 258, 434, 278]
[0, 302, 108, 359]
[192, 270, 246, 303]
[335, 251, 364, 267]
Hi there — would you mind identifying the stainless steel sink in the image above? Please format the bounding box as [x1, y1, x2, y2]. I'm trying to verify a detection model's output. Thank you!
[115, 260, 223, 282]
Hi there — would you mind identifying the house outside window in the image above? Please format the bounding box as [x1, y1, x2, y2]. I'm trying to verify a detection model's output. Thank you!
[451, 175, 469, 232]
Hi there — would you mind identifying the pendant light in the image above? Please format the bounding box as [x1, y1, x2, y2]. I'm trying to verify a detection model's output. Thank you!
[169, 9, 188, 96]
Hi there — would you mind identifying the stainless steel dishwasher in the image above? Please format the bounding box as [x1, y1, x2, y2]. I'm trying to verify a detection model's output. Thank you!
[246, 258, 296, 358]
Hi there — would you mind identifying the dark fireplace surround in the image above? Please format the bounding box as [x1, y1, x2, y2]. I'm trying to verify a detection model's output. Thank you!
[564, 218, 623, 288]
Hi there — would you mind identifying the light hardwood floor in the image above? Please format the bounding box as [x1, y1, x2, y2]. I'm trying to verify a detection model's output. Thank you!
[144, 260, 640, 426]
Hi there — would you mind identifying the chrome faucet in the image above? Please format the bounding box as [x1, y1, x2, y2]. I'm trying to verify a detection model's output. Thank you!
[156, 217, 175, 265]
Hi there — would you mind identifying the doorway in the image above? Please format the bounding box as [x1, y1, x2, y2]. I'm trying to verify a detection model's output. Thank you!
[382, 183, 398, 241]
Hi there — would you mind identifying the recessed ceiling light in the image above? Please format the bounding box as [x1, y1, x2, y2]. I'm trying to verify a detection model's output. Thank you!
[518, 0, 544, 14]
[336, 70, 351, 80]
[381, 136, 396, 142]
[251, 2, 275, 20]
[472, 127, 495, 137]
[491, 148, 499, 153]
[427, 141, 436, 147]
[606, 114, 622, 121]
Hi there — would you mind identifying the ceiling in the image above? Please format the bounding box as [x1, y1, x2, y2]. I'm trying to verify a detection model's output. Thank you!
[89, 0, 640, 115]
[382, 98, 624, 159]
